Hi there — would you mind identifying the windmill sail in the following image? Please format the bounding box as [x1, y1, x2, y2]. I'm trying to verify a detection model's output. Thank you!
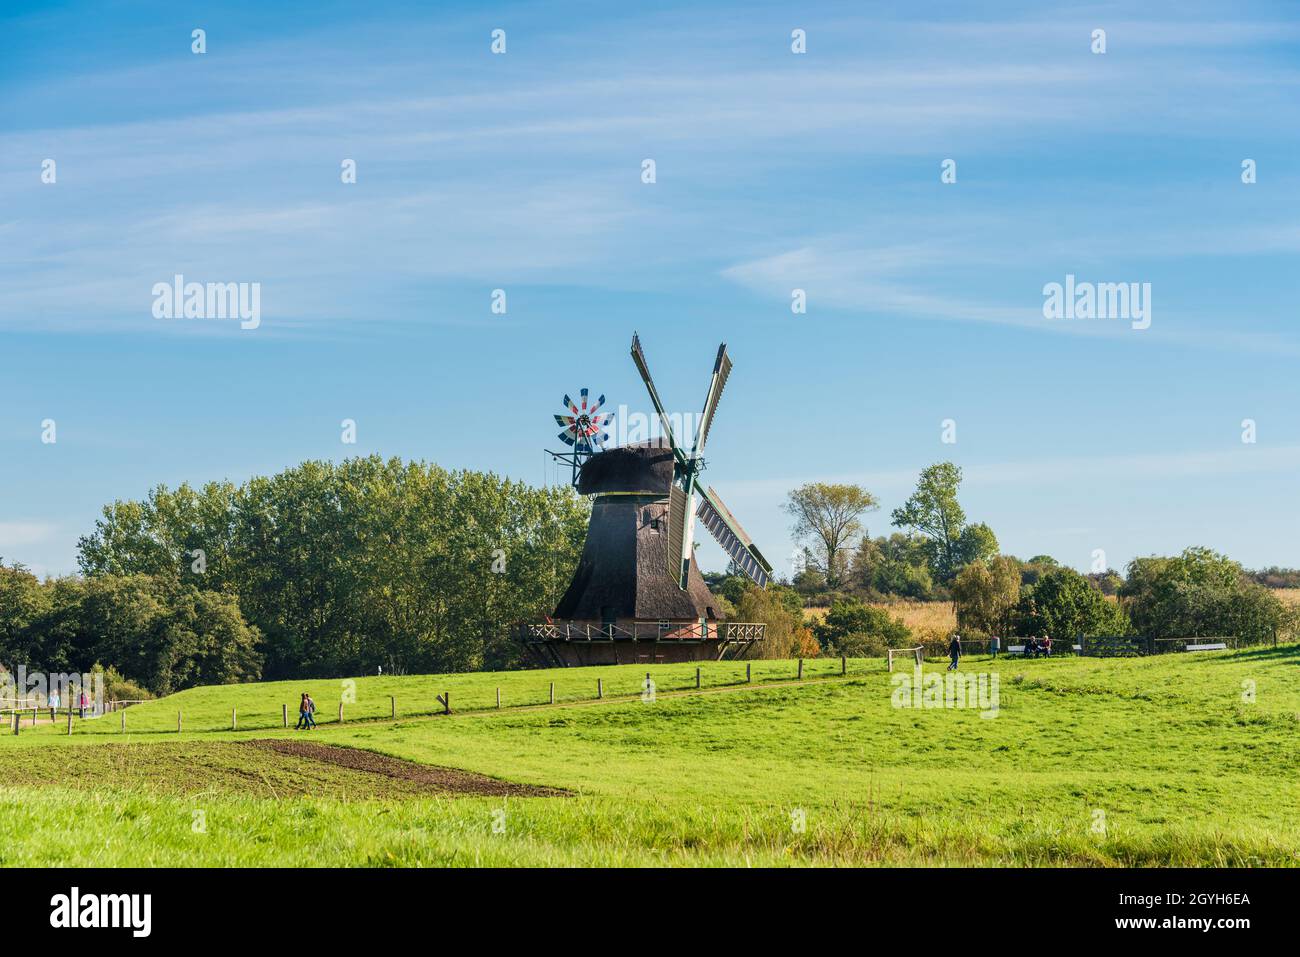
[694, 343, 732, 454]
[630, 333, 687, 466]
[666, 485, 691, 583]
[630, 332, 769, 591]
[697, 485, 772, 588]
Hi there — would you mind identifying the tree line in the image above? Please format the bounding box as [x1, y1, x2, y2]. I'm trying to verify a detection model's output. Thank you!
[1, 456, 588, 695]
[747, 462, 1295, 656]
[2, 454, 1293, 693]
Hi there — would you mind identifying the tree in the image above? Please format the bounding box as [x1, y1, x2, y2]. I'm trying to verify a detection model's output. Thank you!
[783, 484, 879, 589]
[74, 456, 591, 678]
[951, 556, 1021, 636]
[851, 533, 934, 599]
[1019, 554, 1061, 586]
[0, 560, 50, 665]
[890, 463, 997, 583]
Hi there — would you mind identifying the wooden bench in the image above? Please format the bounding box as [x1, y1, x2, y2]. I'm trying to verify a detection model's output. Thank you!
[1185, 642, 1227, 652]
[1007, 645, 1025, 655]
[1072, 644, 1083, 652]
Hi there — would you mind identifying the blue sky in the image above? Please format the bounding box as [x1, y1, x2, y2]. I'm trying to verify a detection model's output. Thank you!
[2, 0, 1299, 579]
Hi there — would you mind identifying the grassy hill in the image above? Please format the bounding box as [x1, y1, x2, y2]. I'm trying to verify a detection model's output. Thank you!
[2, 648, 1298, 866]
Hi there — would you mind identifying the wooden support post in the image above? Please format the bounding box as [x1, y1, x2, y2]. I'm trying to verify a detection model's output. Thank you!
[177, 711, 182, 733]
[798, 658, 804, 679]
[282, 703, 288, 728]
[841, 655, 846, 675]
[120, 709, 125, 732]
[496, 688, 501, 709]
[232, 707, 237, 731]
[338, 702, 344, 723]
[696, 667, 701, 689]
[549, 682, 555, 705]
[597, 678, 603, 699]
[390, 696, 396, 718]
[746, 663, 752, 683]
[12, 711, 18, 735]
[443, 692, 450, 715]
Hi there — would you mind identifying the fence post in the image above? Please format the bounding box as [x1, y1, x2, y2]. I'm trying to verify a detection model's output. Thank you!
[443, 692, 450, 715]
[798, 658, 804, 679]
[120, 709, 125, 732]
[549, 682, 555, 705]
[390, 696, 396, 718]
[232, 708, 237, 731]
[338, 702, 344, 723]
[177, 711, 182, 733]
[746, 663, 752, 683]
[696, 667, 701, 689]
[12, 711, 18, 735]
[282, 703, 288, 728]
[841, 655, 846, 676]
[597, 678, 603, 699]
[496, 688, 501, 709]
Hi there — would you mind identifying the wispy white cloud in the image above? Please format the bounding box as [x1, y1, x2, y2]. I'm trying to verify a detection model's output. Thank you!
[0, 521, 58, 550]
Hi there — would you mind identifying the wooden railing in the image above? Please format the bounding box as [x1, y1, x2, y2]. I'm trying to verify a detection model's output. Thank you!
[521, 622, 766, 643]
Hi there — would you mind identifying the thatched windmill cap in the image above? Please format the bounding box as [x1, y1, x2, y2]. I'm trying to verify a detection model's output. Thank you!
[576, 441, 676, 496]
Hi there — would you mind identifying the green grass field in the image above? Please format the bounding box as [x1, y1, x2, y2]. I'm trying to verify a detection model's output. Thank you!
[2, 648, 1298, 867]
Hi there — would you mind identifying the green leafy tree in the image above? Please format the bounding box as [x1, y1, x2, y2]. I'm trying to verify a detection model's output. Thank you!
[851, 533, 934, 599]
[951, 556, 1021, 637]
[74, 456, 590, 679]
[890, 463, 997, 583]
[783, 483, 879, 589]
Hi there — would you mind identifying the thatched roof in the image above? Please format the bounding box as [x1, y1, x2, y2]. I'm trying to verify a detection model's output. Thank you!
[576, 439, 676, 495]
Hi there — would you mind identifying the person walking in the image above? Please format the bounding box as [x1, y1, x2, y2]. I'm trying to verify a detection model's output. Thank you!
[79, 689, 88, 719]
[48, 688, 60, 722]
[295, 693, 310, 730]
[947, 633, 962, 671]
[304, 693, 317, 729]
[990, 635, 1000, 659]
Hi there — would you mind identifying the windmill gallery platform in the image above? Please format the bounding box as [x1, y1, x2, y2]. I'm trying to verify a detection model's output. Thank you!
[520, 335, 772, 667]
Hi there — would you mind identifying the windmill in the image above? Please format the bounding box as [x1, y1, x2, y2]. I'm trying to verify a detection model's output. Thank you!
[629, 332, 772, 590]
[521, 333, 771, 667]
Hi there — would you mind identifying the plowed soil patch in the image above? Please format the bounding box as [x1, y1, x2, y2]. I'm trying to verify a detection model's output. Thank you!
[247, 739, 567, 797]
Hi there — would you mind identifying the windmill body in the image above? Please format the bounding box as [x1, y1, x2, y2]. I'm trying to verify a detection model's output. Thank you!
[522, 334, 773, 667]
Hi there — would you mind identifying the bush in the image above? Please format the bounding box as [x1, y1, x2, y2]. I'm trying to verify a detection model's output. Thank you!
[1015, 567, 1129, 640]
[734, 585, 804, 659]
[812, 598, 913, 656]
[89, 664, 153, 703]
